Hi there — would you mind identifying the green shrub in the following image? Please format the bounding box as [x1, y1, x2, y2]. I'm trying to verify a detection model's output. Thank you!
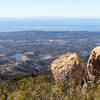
[0, 70, 100, 100]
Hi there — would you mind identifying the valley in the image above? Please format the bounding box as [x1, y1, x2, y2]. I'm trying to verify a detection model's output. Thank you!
[0, 31, 100, 76]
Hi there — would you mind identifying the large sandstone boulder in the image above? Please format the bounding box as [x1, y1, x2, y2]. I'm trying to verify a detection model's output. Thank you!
[87, 46, 100, 83]
[51, 53, 85, 87]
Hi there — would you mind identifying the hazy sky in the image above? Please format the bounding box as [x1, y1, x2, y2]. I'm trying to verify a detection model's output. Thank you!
[0, 0, 100, 18]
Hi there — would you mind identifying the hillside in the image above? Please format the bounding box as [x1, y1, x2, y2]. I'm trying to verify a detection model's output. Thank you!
[0, 70, 100, 100]
[0, 31, 100, 100]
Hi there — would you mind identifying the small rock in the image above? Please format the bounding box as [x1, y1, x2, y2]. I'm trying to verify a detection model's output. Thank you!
[87, 46, 100, 83]
[51, 53, 85, 87]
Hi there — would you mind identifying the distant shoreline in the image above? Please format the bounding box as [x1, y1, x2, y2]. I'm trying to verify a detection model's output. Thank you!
[1, 30, 100, 34]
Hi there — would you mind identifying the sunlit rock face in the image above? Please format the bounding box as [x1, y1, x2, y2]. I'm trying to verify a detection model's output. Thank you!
[87, 46, 100, 83]
[51, 53, 85, 87]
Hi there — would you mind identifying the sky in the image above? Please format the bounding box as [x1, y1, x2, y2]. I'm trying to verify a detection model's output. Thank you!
[0, 0, 100, 18]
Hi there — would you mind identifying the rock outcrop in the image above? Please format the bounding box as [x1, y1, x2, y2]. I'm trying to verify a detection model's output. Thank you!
[87, 46, 100, 83]
[51, 53, 85, 87]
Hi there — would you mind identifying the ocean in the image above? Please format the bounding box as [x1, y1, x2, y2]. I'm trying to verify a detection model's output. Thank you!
[0, 18, 100, 32]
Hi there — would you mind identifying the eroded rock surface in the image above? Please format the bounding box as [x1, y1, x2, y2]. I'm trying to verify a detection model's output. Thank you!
[51, 53, 85, 87]
[87, 46, 100, 83]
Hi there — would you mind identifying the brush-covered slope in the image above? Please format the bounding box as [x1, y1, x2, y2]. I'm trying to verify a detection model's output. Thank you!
[0, 70, 100, 100]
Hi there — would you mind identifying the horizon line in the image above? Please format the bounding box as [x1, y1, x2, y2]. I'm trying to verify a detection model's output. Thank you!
[0, 16, 100, 19]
